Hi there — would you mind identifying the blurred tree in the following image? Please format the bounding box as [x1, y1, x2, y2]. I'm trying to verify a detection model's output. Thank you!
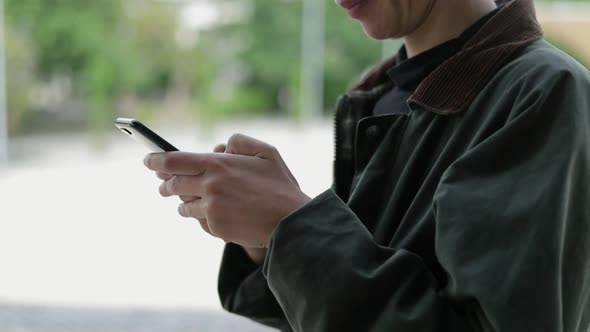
[7, 0, 122, 138]
[199, 0, 303, 120]
[5, 0, 185, 140]
[4, 20, 36, 135]
[203, 0, 382, 118]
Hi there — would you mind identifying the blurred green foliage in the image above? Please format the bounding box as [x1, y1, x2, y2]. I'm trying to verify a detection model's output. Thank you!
[8, 0, 124, 136]
[3, 0, 383, 138]
[5, 0, 196, 138]
[3, 0, 590, 139]
[5, 18, 35, 134]
[205, 0, 381, 117]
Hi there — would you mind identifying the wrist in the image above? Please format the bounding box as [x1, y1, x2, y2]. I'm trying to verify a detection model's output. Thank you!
[263, 192, 311, 248]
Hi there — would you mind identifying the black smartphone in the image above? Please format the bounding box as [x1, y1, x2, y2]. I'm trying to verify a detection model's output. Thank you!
[114, 118, 179, 152]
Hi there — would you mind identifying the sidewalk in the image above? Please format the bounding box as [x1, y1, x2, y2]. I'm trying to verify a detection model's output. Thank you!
[0, 302, 273, 332]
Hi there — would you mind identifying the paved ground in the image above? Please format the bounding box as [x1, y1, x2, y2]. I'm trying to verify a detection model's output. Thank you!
[0, 302, 275, 332]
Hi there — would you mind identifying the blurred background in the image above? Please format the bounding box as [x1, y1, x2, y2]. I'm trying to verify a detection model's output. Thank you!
[0, 0, 588, 331]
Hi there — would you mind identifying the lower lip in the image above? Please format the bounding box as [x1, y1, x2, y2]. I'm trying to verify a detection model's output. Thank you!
[346, 0, 368, 18]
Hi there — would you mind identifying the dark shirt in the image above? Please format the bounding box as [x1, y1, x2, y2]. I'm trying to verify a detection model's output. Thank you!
[373, 7, 500, 116]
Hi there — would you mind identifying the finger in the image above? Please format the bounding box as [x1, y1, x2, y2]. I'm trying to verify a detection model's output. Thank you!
[213, 144, 227, 153]
[225, 134, 277, 160]
[160, 175, 206, 197]
[156, 172, 173, 181]
[180, 195, 200, 203]
[144, 152, 215, 175]
[179, 199, 205, 220]
[225, 134, 298, 186]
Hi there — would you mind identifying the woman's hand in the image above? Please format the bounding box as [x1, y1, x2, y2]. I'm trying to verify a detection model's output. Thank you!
[144, 134, 311, 250]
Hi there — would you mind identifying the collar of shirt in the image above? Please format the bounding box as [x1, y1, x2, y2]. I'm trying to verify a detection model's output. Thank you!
[348, 0, 544, 114]
[387, 7, 501, 93]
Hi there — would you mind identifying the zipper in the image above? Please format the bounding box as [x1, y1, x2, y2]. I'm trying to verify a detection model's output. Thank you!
[332, 83, 394, 200]
[333, 95, 351, 198]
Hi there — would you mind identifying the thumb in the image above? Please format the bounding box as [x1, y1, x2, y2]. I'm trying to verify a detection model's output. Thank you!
[225, 134, 278, 160]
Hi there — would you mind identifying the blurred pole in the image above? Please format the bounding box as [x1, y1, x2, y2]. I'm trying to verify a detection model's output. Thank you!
[0, 0, 7, 162]
[300, 0, 325, 120]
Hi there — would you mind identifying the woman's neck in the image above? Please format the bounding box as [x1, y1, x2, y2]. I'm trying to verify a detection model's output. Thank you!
[404, 0, 498, 58]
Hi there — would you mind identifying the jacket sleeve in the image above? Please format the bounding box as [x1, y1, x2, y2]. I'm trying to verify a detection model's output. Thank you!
[260, 67, 590, 331]
[218, 243, 292, 331]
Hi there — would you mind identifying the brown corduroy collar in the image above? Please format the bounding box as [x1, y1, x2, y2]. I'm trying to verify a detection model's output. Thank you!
[350, 0, 544, 114]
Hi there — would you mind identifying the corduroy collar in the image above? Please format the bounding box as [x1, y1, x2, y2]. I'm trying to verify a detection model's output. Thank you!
[350, 0, 544, 114]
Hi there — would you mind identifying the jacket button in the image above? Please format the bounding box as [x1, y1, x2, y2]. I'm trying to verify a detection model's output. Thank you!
[366, 125, 380, 139]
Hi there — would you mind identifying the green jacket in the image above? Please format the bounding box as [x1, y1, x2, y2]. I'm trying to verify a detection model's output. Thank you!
[218, 1, 590, 331]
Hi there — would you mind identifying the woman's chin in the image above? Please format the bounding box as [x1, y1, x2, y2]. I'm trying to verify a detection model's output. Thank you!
[360, 22, 397, 40]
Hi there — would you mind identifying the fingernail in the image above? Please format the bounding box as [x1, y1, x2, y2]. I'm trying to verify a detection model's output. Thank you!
[143, 154, 151, 167]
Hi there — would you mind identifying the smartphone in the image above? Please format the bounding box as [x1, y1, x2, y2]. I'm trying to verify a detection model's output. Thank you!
[114, 118, 179, 152]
